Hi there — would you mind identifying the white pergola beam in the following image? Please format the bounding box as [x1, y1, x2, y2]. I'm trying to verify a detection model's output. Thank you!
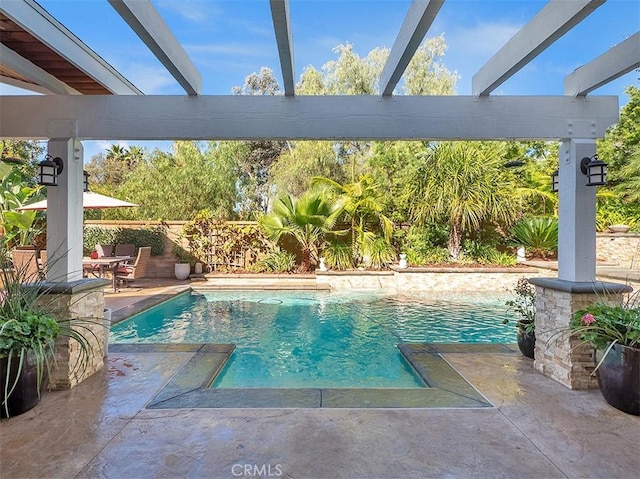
[0, 44, 80, 95]
[564, 32, 640, 96]
[472, 0, 605, 96]
[380, 0, 445, 96]
[269, 0, 295, 96]
[108, 0, 201, 96]
[0, 95, 618, 141]
[0, 0, 142, 95]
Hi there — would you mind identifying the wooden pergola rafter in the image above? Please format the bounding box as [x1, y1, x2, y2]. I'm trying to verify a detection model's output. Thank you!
[0, 0, 639, 285]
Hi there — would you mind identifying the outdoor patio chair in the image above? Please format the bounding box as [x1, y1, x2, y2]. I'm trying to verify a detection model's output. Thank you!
[96, 244, 113, 257]
[39, 250, 47, 271]
[114, 246, 151, 289]
[114, 244, 134, 257]
[11, 248, 43, 283]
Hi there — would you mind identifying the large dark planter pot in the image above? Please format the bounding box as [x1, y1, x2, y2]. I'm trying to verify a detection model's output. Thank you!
[0, 354, 46, 418]
[597, 343, 639, 416]
[517, 323, 535, 359]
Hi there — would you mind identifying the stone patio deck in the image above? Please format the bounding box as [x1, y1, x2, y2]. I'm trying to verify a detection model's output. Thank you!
[1, 278, 638, 479]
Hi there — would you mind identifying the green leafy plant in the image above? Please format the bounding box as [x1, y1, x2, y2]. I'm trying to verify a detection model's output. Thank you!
[181, 212, 272, 272]
[510, 216, 558, 259]
[256, 250, 296, 273]
[172, 242, 195, 265]
[322, 240, 353, 270]
[361, 233, 396, 269]
[503, 278, 536, 333]
[0, 247, 96, 417]
[571, 292, 640, 352]
[83, 226, 165, 256]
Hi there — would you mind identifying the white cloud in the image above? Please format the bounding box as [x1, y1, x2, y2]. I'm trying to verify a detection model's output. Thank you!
[449, 21, 522, 58]
[187, 43, 273, 57]
[155, 0, 220, 24]
[122, 66, 177, 94]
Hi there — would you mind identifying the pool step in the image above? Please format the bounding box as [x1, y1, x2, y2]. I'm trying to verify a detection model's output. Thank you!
[194, 274, 328, 291]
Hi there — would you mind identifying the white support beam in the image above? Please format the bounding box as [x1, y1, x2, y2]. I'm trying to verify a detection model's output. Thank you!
[0, 0, 142, 95]
[0, 44, 81, 95]
[380, 0, 444, 96]
[472, 0, 605, 96]
[0, 95, 618, 141]
[557, 139, 597, 282]
[270, 0, 295, 96]
[45, 138, 84, 282]
[108, 0, 201, 96]
[564, 32, 640, 96]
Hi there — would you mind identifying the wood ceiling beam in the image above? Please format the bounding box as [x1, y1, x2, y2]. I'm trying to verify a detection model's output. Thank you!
[380, 0, 444, 96]
[0, 0, 141, 95]
[564, 32, 640, 96]
[270, 0, 295, 96]
[108, 0, 201, 96]
[0, 94, 618, 141]
[0, 44, 80, 94]
[472, 0, 605, 96]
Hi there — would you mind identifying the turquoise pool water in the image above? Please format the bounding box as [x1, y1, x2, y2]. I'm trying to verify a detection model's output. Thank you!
[111, 291, 514, 388]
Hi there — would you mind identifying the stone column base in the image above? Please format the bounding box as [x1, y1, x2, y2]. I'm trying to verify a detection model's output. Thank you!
[528, 278, 632, 390]
[34, 278, 109, 389]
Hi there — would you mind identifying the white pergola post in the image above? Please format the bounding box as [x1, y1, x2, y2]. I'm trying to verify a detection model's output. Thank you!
[45, 138, 84, 282]
[557, 138, 597, 282]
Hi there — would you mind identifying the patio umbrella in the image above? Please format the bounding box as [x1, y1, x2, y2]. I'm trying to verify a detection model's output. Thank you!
[18, 191, 138, 210]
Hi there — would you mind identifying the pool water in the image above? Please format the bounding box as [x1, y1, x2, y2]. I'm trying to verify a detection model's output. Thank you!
[111, 291, 514, 388]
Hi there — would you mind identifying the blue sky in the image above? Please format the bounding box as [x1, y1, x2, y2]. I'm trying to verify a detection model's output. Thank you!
[3, 0, 639, 158]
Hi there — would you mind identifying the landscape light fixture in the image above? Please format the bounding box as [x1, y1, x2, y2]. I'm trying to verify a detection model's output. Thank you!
[38, 154, 64, 186]
[83, 170, 90, 192]
[581, 154, 608, 186]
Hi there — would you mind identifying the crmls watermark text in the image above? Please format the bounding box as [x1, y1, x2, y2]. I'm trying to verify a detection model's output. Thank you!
[231, 464, 283, 477]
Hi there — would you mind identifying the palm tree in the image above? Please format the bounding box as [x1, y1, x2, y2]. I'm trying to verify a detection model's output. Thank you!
[311, 174, 393, 267]
[407, 141, 526, 259]
[259, 191, 344, 272]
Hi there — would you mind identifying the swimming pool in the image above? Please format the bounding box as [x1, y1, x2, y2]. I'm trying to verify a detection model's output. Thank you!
[111, 290, 514, 388]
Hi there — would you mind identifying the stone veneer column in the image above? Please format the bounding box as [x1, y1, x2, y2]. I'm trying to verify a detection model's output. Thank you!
[34, 278, 110, 389]
[528, 278, 632, 390]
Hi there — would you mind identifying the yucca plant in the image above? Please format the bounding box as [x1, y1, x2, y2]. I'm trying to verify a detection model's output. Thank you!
[322, 240, 353, 270]
[510, 216, 558, 259]
[256, 250, 296, 273]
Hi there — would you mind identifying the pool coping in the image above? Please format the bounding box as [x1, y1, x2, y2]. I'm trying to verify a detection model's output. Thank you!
[110, 343, 513, 409]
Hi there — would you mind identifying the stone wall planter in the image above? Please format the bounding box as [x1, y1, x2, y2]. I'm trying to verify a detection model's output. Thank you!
[597, 343, 639, 416]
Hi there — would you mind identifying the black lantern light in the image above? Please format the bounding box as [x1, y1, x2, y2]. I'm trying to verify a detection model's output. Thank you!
[551, 169, 559, 193]
[38, 154, 64, 186]
[581, 154, 608, 186]
[83, 170, 90, 192]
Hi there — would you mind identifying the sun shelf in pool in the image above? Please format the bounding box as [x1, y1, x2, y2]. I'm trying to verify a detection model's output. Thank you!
[110, 290, 514, 388]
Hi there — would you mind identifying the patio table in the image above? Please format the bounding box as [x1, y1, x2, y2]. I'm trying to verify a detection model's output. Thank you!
[82, 256, 134, 292]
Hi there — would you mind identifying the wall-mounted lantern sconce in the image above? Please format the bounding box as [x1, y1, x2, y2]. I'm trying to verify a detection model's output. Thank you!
[38, 154, 63, 186]
[551, 169, 559, 193]
[83, 170, 90, 192]
[551, 154, 608, 192]
[581, 154, 607, 186]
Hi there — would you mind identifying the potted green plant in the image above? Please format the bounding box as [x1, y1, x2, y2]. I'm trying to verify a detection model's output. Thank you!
[571, 292, 639, 415]
[0, 248, 94, 418]
[172, 243, 192, 280]
[504, 278, 536, 359]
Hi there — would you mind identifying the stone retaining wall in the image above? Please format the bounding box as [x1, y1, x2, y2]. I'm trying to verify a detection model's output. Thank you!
[596, 234, 639, 269]
[315, 266, 553, 292]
